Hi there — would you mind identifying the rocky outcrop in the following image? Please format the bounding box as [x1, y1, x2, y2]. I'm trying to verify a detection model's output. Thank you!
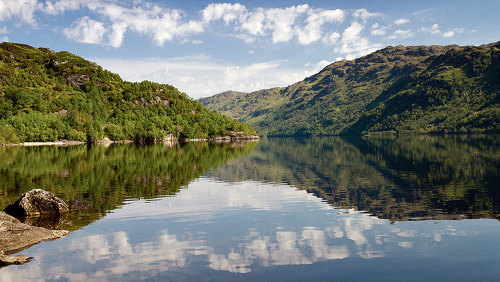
[0, 212, 69, 267]
[132, 96, 170, 107]
[4, 189, 70, 217]
[66, 73, 89, 87]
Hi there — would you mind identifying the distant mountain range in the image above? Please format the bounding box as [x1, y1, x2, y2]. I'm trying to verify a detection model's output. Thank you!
[200, 42, 500, 136]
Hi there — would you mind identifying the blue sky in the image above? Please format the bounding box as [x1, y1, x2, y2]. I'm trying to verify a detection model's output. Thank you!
[1, 0, 499, 98]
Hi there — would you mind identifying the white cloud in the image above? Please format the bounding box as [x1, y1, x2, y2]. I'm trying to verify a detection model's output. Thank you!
[49, 1, 205, 47]
[394, 18, 409, 25]
[93, 56, 337, 98]
[0, 0, 38, 25]
[442, 31, 454, 38]
[265, 5, 309, 43]
[63, 16, 106, 44]
[201, 3, 247, 24]
[201, 3, 346, 45]
[334, 21, 383, 59]
[370, 22, 388, 36]
[0, 26, 8, 34]
[388, 29, 414, 39]
[353, 8, 382, 23]
[240, 9, 266, 35]
[1, 36, 9, 42]
[39, 0, 86, 15]
[103, 7, 204, 47]
[419, 23, 462, 38]
[419, 23, 441, 35]
[108, 22, 127, 48]
[296, 9, 344, 45]
[2, 1, 387, 49]
[322, 31, 340, 45]
[235, 33, 256, 43]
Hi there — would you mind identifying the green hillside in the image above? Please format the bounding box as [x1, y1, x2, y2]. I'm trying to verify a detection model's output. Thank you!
[0, 43, 256, 144]
[200, 42, 500, 136]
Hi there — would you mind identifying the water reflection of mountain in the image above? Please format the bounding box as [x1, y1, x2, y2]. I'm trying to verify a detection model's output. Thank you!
[206, 136, 500, 221]
[0, 142, 257, 230]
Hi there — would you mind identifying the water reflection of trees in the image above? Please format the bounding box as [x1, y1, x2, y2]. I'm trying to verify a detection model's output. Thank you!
[0, 142, 257, 230]
[207, 136, 500, 221]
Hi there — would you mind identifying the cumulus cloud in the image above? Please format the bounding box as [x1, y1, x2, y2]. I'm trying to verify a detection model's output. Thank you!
[240, 9, 266, 35]
[39, 0, 86, 15]
[442, 31, 454, 38]
[335, 21, 382, 59]
[394, 18, 409, 25]
[353, 8, 382, 23]
[296, 9, 344, 44]
[63, 16, 106, 44]
[201, 3, 345, 45]
[370, 23, 388, 36]
[201, 3, 247, 24]
[2, 1, 388, 49]
[108, 22, 127, 48]
[58, 2, 206, 47]
[419, 23, 461, 38]
[419, 23, 441, 35]
[388, 29, 414, 39]
[94, 56, 335, 98]
[0, 0, 38, 25]
[322, 31, 341, 45]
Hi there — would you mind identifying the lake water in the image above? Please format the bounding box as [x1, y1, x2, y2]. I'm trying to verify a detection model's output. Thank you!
[0, 136, 499, 281]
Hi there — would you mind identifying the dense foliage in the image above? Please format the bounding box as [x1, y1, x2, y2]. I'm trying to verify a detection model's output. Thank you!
[0, 43, 256, 143]
[207, 136, 500, 221]
[200, 42, 500, 136]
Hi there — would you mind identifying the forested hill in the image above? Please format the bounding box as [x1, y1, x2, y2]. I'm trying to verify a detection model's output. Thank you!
[200, 42, 500, 136]
[0, 43, 256, 144]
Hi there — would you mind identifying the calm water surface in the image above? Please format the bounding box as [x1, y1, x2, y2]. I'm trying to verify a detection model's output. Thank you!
[0, 136, 499, 281]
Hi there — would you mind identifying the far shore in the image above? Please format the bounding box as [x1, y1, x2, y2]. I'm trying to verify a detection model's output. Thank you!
[1, 141, 86, 147]
[1, 135, 260, 147]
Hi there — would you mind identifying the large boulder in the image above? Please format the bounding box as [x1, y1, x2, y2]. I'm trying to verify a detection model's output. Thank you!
[4, 189, 70, 217]
[0, 212, 69, 267]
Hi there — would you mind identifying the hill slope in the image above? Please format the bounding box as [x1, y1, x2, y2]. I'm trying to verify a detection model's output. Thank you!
[0, 43, 256, 143]
[200, 42, 500, 136]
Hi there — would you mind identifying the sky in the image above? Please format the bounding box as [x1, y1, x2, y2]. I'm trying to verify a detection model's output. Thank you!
[1, 0, 499, 99]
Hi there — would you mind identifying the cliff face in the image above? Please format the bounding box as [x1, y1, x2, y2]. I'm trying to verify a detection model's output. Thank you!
[0, 43, 256, 144]
[201, 42, 500, 136]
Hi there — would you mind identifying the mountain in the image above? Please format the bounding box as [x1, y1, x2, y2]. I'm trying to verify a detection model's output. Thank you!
[0, 43, 256, 144]
[200, 42, 500, 136]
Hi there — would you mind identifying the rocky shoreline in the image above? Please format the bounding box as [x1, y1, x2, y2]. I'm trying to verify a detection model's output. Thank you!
[0, 212, 69, 267]
[1, 133, 260, 147]
[0, 189, 70, 267]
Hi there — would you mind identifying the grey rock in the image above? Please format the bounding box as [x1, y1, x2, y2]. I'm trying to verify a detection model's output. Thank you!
[4, 189, 70, 217]
[0, 212, 69, 267]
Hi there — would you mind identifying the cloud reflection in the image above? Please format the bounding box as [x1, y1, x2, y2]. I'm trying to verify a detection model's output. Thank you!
[0, 179, 487, 280]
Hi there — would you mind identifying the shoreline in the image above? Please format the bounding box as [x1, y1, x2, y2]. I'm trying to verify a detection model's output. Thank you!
[0, 135, 260, 147]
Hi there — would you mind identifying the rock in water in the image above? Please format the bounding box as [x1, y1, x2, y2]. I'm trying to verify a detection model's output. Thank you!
[0, 212, 69, 267]
[4, 189, 70, 216]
